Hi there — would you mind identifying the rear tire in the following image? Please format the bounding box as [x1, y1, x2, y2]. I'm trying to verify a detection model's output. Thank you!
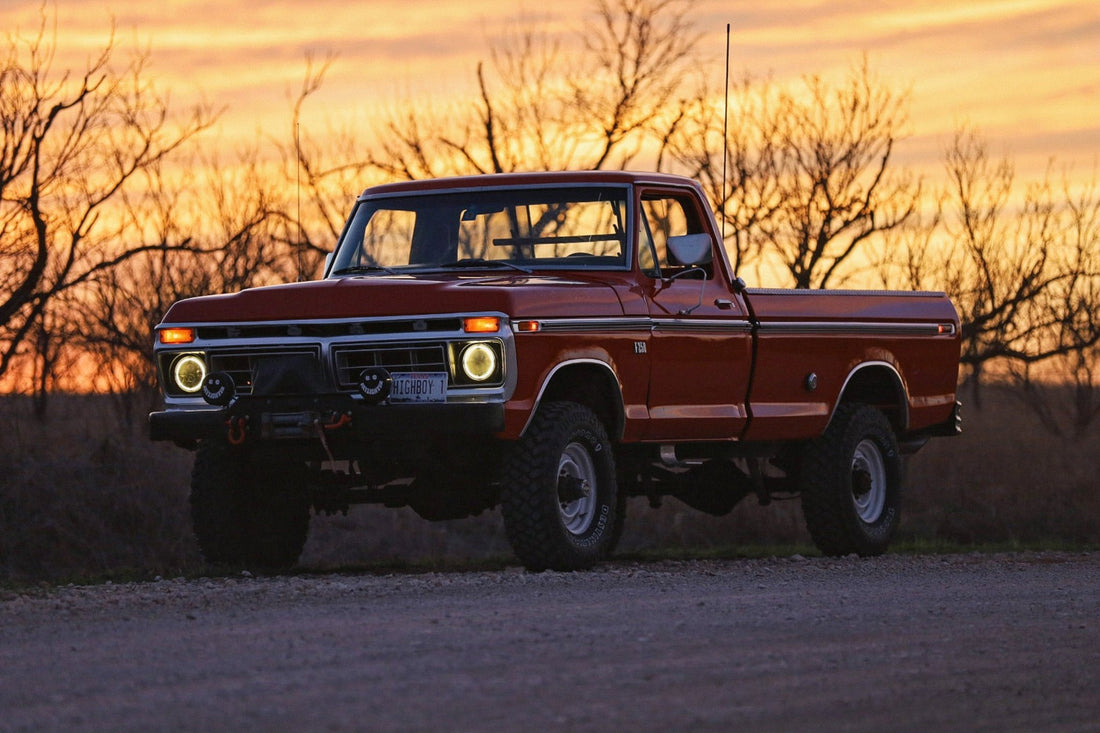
[190, 441, 311, 569]
[800, 404, 902, 557]
[501, 402, 622, 571]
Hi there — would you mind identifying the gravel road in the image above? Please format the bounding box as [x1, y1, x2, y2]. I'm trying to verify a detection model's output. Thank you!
[2, 552, 1097, 732]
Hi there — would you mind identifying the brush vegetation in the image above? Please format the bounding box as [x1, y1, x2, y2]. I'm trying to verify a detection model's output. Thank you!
[2, 385, 1096, 583]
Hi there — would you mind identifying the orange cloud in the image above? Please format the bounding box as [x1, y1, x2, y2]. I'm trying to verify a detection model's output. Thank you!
[2, 0, 1096, 180]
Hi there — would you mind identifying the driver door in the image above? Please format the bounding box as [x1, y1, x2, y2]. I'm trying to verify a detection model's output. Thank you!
[637, 187, 752, 441]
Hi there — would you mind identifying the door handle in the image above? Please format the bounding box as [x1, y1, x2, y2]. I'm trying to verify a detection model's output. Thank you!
[714, 298, 734, 309]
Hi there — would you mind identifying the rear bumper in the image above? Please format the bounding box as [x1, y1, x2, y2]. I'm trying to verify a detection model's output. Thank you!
[899, 400, 962, 454]
[149, 395, 506, 445]
[922, 400, 963, 438]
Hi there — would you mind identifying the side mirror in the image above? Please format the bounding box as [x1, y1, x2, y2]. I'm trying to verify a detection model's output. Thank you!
[667, 233, 713, 266]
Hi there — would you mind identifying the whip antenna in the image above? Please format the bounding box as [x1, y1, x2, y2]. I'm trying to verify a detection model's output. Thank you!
[721, 23, 730, 243]
[296, 121, 303, 282]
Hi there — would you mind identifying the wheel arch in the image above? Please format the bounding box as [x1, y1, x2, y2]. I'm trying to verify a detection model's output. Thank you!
[831, 361, 909, 434]
[524, 359, 625, 440]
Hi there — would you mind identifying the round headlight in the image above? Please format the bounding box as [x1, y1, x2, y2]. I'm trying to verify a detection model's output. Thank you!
[460, 343, 497, 382]
[172, 355, 207, 393]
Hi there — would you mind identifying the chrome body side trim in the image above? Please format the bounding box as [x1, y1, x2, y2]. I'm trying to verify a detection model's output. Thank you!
[757, 321, 950, 337]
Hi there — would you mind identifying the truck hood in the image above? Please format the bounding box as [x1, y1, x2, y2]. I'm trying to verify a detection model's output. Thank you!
[160, 273, 629, 324]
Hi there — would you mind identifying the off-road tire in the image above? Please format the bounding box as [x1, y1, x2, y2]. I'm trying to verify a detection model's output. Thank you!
[800, 403, 902, 557]
[190, 440, 311, 569]
[501, 402, 622, 571]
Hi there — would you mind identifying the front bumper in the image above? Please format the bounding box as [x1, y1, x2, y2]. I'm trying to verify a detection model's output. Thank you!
[149, 394, 506, 445]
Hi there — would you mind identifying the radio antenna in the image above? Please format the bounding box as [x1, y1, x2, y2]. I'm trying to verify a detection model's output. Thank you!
[721, 23, 730, 244]
[296, 121, 303, 282]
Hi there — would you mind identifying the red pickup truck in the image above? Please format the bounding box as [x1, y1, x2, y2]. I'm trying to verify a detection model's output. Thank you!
[150, 171, 961, 570]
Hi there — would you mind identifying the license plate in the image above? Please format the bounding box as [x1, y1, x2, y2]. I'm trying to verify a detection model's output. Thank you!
[389, 372, 448, 403]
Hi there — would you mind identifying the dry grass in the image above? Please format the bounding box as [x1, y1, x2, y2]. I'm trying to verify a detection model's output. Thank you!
[0, 396, 197, 582]
[901, 386, 1100, 544]
[2, 387, 1097, 583]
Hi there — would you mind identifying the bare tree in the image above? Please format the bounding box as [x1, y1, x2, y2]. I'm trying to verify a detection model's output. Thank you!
[0, 14, 216, 392]
[943, 133, 1067, 400]
[1003, 173, 1100, 436]
[663, 75, 785, 276]
[573, 0, 700, 170]
[882, 130, 1100, 418]
[366, 0, 701, 179]
[71, 148, 285, 424]
[270, 54, 373, 277]
[764, 59, 918, 289]
[668, 59, 917, 288]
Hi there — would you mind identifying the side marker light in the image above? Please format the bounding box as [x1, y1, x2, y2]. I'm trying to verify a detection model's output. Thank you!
[159, 327, 195, 345]
[463, 317, 500, 333]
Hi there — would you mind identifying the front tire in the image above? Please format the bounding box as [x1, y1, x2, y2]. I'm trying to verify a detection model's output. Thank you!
[800, 404, 902, 557]
[190, 441, 311, 569]
[501, 402, 622, 571]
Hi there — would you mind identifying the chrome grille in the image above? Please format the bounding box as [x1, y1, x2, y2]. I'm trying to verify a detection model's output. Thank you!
[333, 343, 447, 389]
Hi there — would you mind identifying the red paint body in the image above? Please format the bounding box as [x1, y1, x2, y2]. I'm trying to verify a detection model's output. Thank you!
[155, 171, 961, 448]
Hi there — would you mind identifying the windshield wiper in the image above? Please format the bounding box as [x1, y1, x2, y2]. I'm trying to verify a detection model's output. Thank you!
[439, 258, 532, 274]
[331, 264, 398, 276]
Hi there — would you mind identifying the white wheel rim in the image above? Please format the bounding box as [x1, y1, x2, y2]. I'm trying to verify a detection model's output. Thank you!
[558, 441, 597, 535]
[851, 439, 887, 523]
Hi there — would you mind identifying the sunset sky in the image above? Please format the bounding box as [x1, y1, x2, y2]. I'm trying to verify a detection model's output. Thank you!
[3, 0, 1098, 183]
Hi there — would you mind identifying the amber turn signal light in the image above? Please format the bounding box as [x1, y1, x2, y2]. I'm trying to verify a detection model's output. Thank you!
[159, 327, 195, 344]
[463, 317, 500, 333]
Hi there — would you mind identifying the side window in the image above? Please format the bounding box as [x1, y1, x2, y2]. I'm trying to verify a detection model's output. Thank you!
[638, 193, 712, 279]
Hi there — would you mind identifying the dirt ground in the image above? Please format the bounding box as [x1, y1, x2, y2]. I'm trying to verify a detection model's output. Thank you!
[2, 551, 1097, 732]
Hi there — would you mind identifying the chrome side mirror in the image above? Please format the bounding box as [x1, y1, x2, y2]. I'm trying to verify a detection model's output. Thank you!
[666, 233, 713, 267]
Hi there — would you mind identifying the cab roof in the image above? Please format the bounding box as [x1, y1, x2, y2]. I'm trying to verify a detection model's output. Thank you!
[358, 170, 704, 199]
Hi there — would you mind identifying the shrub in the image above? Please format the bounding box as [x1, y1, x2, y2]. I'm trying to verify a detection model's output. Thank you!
[2, 386, 1095, 583]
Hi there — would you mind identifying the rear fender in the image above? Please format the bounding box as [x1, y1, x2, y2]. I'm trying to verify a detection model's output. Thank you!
[831, 361, 909, 434]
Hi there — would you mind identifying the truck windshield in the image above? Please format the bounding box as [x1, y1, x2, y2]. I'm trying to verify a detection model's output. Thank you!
[329, 186, 628, 275]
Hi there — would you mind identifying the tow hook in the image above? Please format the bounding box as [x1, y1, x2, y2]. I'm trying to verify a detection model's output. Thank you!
[226, 416, 249, 445]
[322, 412, 352, 430]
